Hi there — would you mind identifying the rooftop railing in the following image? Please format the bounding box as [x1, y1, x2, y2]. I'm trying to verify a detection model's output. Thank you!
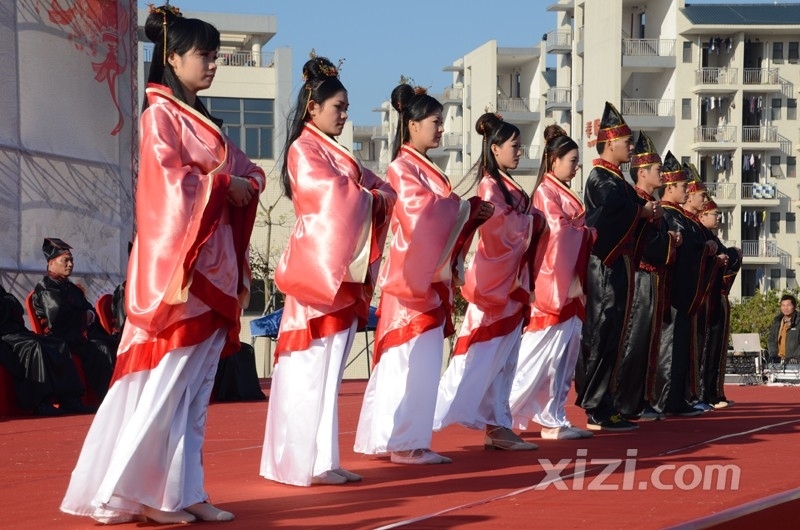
[621, 38, 676, 57]
[621, 98, 675, 116]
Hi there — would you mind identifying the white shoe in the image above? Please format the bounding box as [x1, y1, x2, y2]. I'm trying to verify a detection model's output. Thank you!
[332, 468, 363, 482]
[141, 506, 196, 524]
[311, 470, 348, 485]
[391, 449, 453, 464]
[541, 426, 582, 440]
[568, 426, 595, 438]
[185, 502, 234, 522]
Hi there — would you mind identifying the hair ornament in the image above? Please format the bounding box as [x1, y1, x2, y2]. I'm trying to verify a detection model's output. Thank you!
[148, 2, 183, 66]
[303, 48, 344, 81]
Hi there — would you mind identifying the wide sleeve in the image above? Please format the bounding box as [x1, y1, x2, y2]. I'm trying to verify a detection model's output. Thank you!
[461, 178, 533, 308]
[274, 138, 376, 306]
[664, 211, 716, 315]
[584, 170, 644, 266]
[126, 104, 230, 333]
[638, 219, 675, 267]
[533, 186, 594, 315]
[379, 160, 469, 302]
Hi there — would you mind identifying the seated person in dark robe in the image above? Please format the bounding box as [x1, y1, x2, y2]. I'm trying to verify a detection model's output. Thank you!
[0, 284, 93, 415]
[110, 280, 126, 336]
[31, 238, 116, 402]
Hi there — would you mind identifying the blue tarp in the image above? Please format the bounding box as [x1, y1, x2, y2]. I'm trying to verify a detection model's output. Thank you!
[250, 306, 379, 339]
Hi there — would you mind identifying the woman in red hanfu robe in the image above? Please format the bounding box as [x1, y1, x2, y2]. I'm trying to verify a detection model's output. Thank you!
[260, 56, 395, 487]
[433, 113, 543, 451]
[354, 84, 493, 465]
[61, 7, 263, 524]
[508, 125, 596, 441]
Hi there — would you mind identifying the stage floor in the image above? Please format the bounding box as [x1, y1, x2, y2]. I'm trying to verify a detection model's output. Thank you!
[1, 381, 799, 529]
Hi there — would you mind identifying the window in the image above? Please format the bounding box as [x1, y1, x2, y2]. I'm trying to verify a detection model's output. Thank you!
[787, 212, 796, 234]
[681, 98, 691, 120]
[788, 98, 797, 120]
[787, 269, 798, 290]
[788, 156, 797, 179]
[771, 98, 782, 121]
[682, 41, 692, 63]
[352, 141, 363, 152]
[770, 155, 782, 177]
[770, 269, 782, 291]
[770, 212, 781, 234]
[773, 41, 784, 61]
[201, 97, 275, 159]
[790, 42, 799, 63]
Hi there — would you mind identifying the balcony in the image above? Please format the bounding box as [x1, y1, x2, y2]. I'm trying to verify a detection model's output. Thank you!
[693, 126, 737, 147]
[440, 132, 463, 151]
[705, 182, 737, 206]
[741, 183, 780, 207]
[621, 98, 675, 129]
[741, 240, 780, 265]
[743, 68, 782, 92]
[694, 67, 738, 93]
[545, 30, 572, 54]
[545, 87, 571, 111]
[497, 97, 540, 122]
[517, 144, 542, 171]
[621, 39, 676, 70]
[215, 50, 275, 68]
[371, 124, 391, 140]
[742, 126, 780, 149]
[442, 86, 463, 104]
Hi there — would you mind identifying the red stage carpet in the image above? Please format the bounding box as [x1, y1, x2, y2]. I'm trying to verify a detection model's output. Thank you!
[1, 381, 798, 529]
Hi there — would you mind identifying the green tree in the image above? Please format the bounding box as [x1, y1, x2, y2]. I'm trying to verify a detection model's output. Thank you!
[729, 290, 798, 348]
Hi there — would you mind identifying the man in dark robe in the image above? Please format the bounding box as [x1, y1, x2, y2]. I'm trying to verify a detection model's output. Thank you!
[697, 199, 742, 408]
[576, 102, 661, 431]
[31, 238, 116, 402]
[613, 131, 679, 421]
[0, 284, 92, 415]
[653, 154, 716, 416]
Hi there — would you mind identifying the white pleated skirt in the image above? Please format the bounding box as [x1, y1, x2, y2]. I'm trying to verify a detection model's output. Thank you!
[509, 316, 581, 430]
[433, 323, 522, 431]
[354, 326, 444, 454]
[260, 322, 356, 486]
[60, 328, 227, 524]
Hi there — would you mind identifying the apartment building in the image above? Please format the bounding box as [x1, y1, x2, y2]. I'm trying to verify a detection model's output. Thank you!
[379, 0, 800, 299]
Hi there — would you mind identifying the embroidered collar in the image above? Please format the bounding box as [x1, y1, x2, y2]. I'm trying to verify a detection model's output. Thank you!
[303, 121, 362, 180]
[634, 186, 655, 201]
[544, 172, 584, 208]
[400, 144, 451, 192]
[592, 158, 624, 179]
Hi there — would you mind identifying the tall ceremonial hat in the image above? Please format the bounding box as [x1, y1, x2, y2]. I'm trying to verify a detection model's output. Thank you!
[596, 101, 632, 143]
[661, 151, 687, 184]
[630, 130, 661, 168]
[42, 238, 72, 262]
[683, 162, 707, 194]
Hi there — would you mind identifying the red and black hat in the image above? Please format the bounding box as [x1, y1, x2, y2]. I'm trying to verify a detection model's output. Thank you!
[630, 131, 661, 168]
[661, 151, 687, 184]
[596, 101, 632, 143]
[683, 162, 707, 194]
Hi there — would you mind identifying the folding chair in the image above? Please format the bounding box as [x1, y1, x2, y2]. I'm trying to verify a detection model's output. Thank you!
[24, 291, 45, 334]
[728, 333, 764, 385]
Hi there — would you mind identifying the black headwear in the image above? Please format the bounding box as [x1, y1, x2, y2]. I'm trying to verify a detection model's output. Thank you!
[662, 151, 687, 184]
[631, 131, 661, 168]
[42, 238, 72, 262]
[596, 101, 631, 143]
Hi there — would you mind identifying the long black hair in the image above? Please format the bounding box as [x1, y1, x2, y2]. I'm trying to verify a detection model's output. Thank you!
[473, 112, 526, 210]
[279, 56, 347, 198]
[390, 83, 443, 160]
[533, 124, 579, 192]
[143, 5, 220, 115]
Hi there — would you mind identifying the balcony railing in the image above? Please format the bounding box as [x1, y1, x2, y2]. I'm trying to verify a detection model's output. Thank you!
[743, 68, 779, 85]
[741, 183, 777, 199]
[621, 38, 676, 57]
[742, 126, 778, 143]
[694, 126, 737, 143]
[372, 124, 391, 138]
[443, 86, 463, 101]
[695, 67, 738, 85]
[497, 97, 540, 113]
[621, 98, 675, 116]
[520, 144, 541, 160]
[546, 87, 572, 105]
[440, 132, 463, 149]
[705, 182, 737, 200]
[215, 50, 275, 68]
[545, 30, 572, 52]
[742, 240, 778, 258]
